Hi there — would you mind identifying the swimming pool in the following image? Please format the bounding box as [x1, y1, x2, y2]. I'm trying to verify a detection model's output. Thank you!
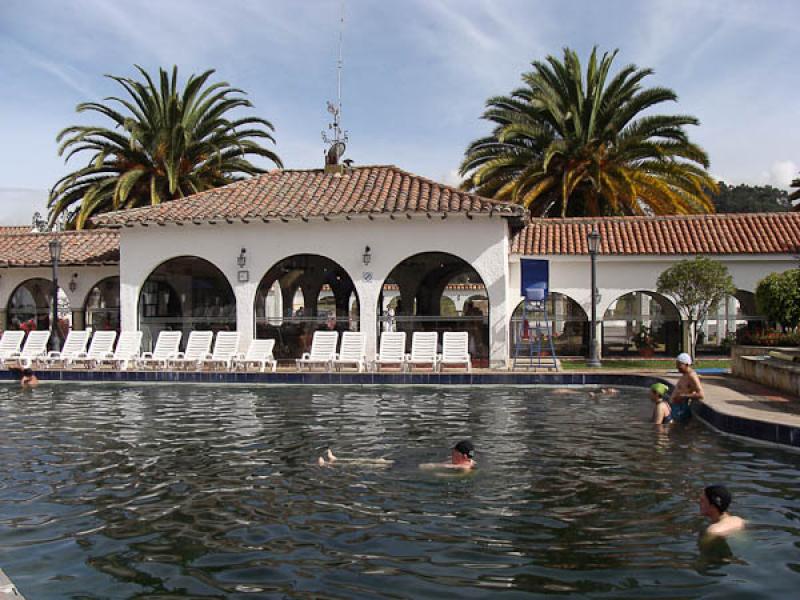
[0, 384, 798, 598]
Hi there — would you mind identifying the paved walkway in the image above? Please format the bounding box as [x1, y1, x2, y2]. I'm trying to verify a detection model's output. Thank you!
[665, 373, 800, 425]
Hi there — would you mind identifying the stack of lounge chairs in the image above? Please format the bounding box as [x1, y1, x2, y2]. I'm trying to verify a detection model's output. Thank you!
[0, 327, 473, 374]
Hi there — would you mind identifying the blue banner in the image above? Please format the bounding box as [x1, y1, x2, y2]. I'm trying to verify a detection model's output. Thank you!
[520, 259, 549, 298]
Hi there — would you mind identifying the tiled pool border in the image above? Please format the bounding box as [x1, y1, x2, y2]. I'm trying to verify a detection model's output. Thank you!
[3, 369, 798, 449]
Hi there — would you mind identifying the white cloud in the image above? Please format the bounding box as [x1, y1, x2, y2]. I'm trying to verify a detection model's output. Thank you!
[766, 160, 798, 188]
[0, 189, 48, 226]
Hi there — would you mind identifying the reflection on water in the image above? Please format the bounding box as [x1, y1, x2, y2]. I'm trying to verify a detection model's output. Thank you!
[0, 384, 798, 598]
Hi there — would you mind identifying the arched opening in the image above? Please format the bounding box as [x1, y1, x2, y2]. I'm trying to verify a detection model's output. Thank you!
[602, 291, 681, 357]
[84, 276, 120, 332]
[7, 278, 71, 339]
[697, 290, 766, 355]
[510, 293, 588, 356]
[139, 257, 235, 350]
[378, 252, 489, 367]
[254, 254, 359, 360]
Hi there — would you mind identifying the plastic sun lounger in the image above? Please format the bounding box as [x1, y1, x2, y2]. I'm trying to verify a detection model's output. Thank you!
[96, 331, 142, 370]
[0, 331, 25, 366]
[296, 331, 338, 371]
[232, 339, 277, 373]
[200, 331, 241, 371]
[332, 331, 367, 372]
[167, 331, 213, 370]
[374, 331, 407, 371]
[439, 331, 472, 372]
[407, 331, 439, 372]
[69, 331, 117, 369]
[137, 331, 182, 369]
[44, 330, 91, 369]
[4, 331, 50, 369]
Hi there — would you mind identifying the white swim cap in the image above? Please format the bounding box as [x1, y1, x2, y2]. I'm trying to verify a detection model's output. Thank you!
[676, 352, 692, 365]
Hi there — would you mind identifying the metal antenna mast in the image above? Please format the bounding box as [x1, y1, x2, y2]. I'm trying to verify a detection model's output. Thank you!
[323, 0, 348, 166]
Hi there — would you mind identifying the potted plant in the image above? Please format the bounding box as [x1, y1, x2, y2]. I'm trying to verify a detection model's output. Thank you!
[633, 326, 656, 357]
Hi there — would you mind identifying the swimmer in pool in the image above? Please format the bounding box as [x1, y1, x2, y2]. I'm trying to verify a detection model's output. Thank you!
[317, 448, 393, 468]
[669, 353, 704, 422]
[700, 484, 745, 537]
[649, 382, 673, 424]
[20, 368, 38, 388]
[418, 440, 476, 471]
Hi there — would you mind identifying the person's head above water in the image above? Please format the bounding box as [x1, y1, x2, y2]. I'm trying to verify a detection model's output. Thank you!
[650, 382, 669, 401]
[452, 440, 475, 465]
[701, 484, 732, 518]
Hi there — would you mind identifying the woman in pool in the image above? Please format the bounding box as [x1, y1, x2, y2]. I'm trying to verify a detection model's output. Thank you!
[418, 440, 476, 471]
[700, 484, 745, 537]
[649, 383, 673, 424]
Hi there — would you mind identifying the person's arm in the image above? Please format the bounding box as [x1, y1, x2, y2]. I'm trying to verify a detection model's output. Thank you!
[653, 402, 667, 424]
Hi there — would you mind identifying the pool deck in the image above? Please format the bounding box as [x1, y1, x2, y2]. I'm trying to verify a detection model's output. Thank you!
[0, 568, 24, 599]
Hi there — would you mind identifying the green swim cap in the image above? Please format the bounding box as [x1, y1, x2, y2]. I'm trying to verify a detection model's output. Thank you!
[650, 383, 668, 396]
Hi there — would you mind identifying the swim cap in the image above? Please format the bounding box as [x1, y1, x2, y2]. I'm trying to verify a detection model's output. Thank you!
[676, 352, 693, 365]
[454, 440, 475, 458]
[650, 383, 669, 396]
[704, 485, 731, 513]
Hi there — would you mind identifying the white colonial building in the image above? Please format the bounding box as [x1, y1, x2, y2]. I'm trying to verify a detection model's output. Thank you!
[1, 165, 797, 367]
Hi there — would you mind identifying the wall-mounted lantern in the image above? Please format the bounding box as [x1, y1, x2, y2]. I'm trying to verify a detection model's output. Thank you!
[68, 272, 78, 293]
[362, 245, 372, 266]
[237, 248, 247, 268]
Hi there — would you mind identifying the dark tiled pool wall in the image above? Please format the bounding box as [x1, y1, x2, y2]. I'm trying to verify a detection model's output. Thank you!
[693, 400, 800, 449]
[0, 369, 668, 389]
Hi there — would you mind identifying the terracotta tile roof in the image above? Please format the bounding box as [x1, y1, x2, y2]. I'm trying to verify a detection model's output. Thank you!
[0, 226, 35, 235]
[0, 230, 119, 267]
[511, 213, 800, 256]
[93, 165, 522, 227]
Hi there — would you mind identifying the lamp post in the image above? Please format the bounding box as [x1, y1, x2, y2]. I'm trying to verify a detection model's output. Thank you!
[48, 238, 62, 352]
[587, 228, 602, 368]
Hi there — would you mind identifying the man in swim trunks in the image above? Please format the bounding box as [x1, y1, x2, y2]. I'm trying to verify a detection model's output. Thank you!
[649, 382, 672, 424]
[419, 440, 477, 471]
[700, 484, 745, 537]
[669, 353, 703, 422]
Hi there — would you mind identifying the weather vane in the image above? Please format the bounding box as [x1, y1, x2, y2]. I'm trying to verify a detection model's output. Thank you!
[322, 0, 348, 166]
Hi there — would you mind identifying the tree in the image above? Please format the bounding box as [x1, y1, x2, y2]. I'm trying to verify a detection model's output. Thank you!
[711, 182, 790, 213]
[755, 270, 800, 331]
[656, 257, 736, 357]
[460, 47, 717, 217]
[49, 66, 282, 229]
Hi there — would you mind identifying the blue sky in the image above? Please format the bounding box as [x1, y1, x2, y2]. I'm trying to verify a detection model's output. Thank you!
[1, 0, 798, 224]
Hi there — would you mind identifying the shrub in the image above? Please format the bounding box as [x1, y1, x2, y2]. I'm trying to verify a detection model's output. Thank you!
[755, 269, 800, 331]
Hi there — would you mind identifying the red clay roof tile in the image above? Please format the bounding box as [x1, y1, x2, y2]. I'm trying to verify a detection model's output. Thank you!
[0, 230, 119, 267]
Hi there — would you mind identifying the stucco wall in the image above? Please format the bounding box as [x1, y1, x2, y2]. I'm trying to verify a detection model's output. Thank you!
[118, 215, 511, 365]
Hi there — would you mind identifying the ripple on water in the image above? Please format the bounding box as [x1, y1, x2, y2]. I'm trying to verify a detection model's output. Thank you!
[0, 383, 798, 598]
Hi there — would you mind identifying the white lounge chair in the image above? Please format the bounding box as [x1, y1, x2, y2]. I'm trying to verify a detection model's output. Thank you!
[138, 331, 182, 369]
[374, 331, 407, 371]
[296, 331, 338, 371]
[407, 331, 439, 372]
[200, 331, 240, 370]
[439, 331, 472, 372]
[332, 331, 367, 372]
[96, 331, 142, 370]
[70, 331, 117, 369]
[6, 331, 51, 369]
[0, 331, 25, 366]
[44, 330, 91, 369]
[233, 338, 277, 373]
[167, 331, 213, 370]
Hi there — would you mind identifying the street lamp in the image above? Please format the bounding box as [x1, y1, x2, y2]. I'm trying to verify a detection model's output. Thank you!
[48, 238, 62, 352]
[587, 228, 602, 368]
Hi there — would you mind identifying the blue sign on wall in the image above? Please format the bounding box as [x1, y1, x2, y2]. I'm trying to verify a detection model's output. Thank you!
[520, 259, 549, 298]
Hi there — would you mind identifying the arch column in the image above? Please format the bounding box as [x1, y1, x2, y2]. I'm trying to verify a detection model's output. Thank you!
[356, 279, 380, 359]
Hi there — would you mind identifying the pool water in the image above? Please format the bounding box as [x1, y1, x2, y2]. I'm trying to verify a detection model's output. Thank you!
[0, 384, 798, 598]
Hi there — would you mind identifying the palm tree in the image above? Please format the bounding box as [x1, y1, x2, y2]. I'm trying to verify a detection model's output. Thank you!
[460, 47, 717, 217]
[49, 66, 282, 228]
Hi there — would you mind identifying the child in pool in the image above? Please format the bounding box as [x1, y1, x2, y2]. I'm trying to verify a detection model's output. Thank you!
[418, 440, 477, 471]
[700, 484, 745, 537]
[650, 382, 672, 424]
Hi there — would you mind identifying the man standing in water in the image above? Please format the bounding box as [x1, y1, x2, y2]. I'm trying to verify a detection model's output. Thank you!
[700, 485, 745, 537]
[669, 353, 703, 422]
